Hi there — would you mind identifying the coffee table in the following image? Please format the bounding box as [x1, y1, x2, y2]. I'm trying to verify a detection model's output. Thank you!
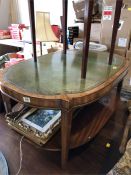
[0, 50, 128, 167]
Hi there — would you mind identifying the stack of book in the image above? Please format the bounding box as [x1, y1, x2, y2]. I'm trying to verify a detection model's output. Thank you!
[0, 30, 11, 39]
[68, 26, 79, 45]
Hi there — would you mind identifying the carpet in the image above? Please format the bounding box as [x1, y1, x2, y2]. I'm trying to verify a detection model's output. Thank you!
[107, 139, 131, 175]
[0, 152, 8, 175]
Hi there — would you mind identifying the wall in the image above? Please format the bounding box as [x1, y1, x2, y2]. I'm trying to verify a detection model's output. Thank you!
[19, 0, 76, 27]
[0, 0, 10, 29]
[0, 0, 77, 31]
[18, 0, 30, 25]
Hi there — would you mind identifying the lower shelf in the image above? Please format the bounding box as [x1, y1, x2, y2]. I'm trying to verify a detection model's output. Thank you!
[44, 90, 118, 151]
[7, 89, 118, 151]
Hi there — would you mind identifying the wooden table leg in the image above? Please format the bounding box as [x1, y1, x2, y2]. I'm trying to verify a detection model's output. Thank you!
[0, 92, 4, 112]
[61, 109, 73, 168]
[119, 114, 131, 153]
[117, 79, 123, 95]
[1, 94, 12, 113]
[119, 101, 131, 153]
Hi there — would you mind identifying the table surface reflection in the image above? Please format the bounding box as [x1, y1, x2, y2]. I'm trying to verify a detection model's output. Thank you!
[3, 50, 125, 95]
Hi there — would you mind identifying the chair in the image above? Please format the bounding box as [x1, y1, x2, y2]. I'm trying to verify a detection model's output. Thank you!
[119, 101, 131, 153]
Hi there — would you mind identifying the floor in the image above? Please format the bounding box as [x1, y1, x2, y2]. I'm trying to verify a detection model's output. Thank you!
[0, 100, 129, 175]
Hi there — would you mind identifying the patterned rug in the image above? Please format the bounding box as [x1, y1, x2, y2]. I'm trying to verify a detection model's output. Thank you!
[0, 152, 8, 175]
[107, 139, 131, 175]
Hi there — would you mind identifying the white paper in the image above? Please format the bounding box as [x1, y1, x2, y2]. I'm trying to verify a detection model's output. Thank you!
[23, 97, 31, 103]
[104, 6, 113, 11]
[118, 38, 127, 47]
[103, 15, 112, 20]
[118, 20, 124, 30]
[103, 6, 112, 21]
[130, 78, 131, 86]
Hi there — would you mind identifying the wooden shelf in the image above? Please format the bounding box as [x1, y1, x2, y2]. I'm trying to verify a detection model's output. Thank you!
[44, 90, 117, 151]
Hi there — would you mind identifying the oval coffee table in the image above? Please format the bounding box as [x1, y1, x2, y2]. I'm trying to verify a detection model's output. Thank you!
[0, 50, 128, 167]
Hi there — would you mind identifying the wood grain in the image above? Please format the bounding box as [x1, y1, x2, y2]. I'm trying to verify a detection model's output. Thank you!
[0, 99, 128, 174]
[62, 0, 68, 54]
[81, 0, 94, 78]
[108, 0, 123, 65]
[0, 51, 128, 168]
[28, 0, 37, 62]
[0, 58, 128, 110]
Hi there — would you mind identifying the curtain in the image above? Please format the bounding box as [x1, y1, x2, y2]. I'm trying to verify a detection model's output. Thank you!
[9, 0, 21, 24]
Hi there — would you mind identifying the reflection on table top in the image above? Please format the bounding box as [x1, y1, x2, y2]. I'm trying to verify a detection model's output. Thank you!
[3, 50, 125, 95]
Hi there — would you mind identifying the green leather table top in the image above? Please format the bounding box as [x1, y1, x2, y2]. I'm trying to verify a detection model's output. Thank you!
[4, 50, 124, 95]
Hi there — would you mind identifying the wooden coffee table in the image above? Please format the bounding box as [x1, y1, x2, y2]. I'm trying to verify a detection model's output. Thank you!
[0, 50, 128, 167]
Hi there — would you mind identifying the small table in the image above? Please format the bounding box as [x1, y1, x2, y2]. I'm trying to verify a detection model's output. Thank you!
[0, 50, 128, 167]
[0, 39, 25, 48]
[0, 39, 25, 56]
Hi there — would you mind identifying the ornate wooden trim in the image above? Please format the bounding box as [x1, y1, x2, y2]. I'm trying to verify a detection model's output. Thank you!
[0, 59, 128, 110]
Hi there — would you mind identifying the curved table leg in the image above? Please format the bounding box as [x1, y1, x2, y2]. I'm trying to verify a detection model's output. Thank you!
[1, 94, 12, 113]
[61, 109, 73, 168]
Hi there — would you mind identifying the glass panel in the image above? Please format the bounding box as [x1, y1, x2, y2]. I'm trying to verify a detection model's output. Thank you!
[26, 109, 60, 128]
[4, 50, 125, 95]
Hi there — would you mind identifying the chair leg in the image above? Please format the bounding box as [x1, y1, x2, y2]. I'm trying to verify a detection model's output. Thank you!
[119, 113, 131, 153]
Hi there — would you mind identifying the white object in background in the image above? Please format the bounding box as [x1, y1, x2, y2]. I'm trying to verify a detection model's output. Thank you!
[23, 42, 48, 59]
[103, 6, 113, 21]
[23, 97, 31, 103]
[118, 38, 127, 47]
[130, 77, 131, 86]
[118, 20, 124, 31]
[22, 27, 31, 42]
[23, 43, 32, 60]
[0, 151, 8, 175]
[74, 41, 107, 52]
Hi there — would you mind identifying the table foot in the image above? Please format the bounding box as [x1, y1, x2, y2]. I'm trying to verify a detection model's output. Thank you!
[61, 109, 73, 168]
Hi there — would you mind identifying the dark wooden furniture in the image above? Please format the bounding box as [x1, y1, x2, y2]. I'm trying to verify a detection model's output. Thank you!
[0, 99, 128, 174]
[0, 91, 4, 112]
[0, 50, 128, 167]
[0, 39, 24, 56]
[0, 0, 127, 168]
[119, 100, 131, 153]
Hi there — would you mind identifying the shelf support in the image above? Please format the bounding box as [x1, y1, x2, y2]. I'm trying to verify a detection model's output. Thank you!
[40, 42, 43, 55]
[28, 0, 37, 62]
[62, 0, 68, 54]
[81, 0, 94, 79]
[117, 79, 123, 95]
[61, 109, 73, 168]
[2, 94, 12, 113]
[108, 0, 123, 65]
